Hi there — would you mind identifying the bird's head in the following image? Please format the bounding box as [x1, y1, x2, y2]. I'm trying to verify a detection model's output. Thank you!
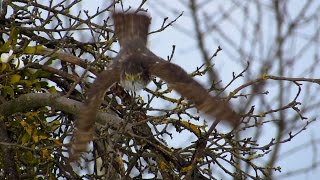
[120, 60, 151, 91]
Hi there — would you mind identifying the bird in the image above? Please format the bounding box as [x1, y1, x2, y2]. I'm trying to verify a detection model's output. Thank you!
[69, 12, 240, 162]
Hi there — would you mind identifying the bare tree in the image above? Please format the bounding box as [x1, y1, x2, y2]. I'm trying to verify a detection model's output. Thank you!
[0, 0, 319, 179]
[149, 0, 320, 179]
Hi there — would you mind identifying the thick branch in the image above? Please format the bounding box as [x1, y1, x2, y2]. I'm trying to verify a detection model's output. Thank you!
[0, 93, 127, 131]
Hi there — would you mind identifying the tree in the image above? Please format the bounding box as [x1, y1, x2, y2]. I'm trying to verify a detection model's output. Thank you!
[0, 0, 319, 179]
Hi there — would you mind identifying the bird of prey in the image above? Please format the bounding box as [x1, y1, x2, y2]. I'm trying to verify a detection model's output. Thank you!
[69, 12, 240, 162]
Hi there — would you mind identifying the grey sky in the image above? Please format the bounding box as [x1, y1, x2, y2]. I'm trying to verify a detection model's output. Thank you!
[71, 0, 320, 179]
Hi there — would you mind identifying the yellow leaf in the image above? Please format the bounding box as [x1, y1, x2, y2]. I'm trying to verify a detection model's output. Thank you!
[229, 91, 236, 97]
[181, 165, 193, 173]
[10, 74, 21, 84]
[23, 45, 43, 54]
[50, 124, 60, 131]
[21, 133, 30, 144]
[48, 86, 57, 94]
[31, 129, 45, 143]
[159, 160, 169, 171]
[41, 148, 51, 159]
[180, 121, 202, 137]
[39, 134, 49, 141]
[26, 126, 33, 136]
[261, 73, 268, 80]
[20, 121, 27, 127]
[52, 139, 62, 146]
[32, 134, 39, 143]
[48, 119, 60, 131]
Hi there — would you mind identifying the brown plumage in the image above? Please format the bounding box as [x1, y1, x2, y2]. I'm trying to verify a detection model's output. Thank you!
[69, 12, 240, 162]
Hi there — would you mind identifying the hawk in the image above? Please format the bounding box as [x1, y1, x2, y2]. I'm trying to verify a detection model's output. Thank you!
[69, 12, 240, 162]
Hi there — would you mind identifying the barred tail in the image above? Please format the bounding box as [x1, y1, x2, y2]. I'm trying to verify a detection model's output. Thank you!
[113, 13, 150, 46]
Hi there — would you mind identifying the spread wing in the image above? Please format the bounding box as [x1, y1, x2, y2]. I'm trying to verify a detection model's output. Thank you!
[69, 13, 151, 162]
[113, 12, 240, 125]
[69, 65, 120, 162]
[148, 57, 240, 126]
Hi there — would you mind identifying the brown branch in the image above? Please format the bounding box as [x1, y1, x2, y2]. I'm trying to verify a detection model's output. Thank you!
[149, 11, 184, 34]
[189, 0, 223, 88]
[0, 116, 19, 179]
[14, 46, 98, 75]
[232, 75, 320, 97]
[0, 93, 127, 131]
[39, 48, 97, 73]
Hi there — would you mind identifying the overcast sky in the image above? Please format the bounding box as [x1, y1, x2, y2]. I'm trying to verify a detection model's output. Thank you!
[69, 1, 320, 179]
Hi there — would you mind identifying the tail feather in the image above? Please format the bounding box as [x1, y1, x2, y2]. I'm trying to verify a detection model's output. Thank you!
[113, 13, 150, 46]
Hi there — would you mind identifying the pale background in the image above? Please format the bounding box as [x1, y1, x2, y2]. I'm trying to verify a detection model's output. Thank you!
[73, 1, 320, 179]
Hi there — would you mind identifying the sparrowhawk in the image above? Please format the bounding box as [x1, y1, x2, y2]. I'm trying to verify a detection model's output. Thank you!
[69, 12, 240, 162]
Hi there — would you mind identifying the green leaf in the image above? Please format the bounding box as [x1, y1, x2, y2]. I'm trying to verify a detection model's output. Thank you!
[0, 63, 8, 72]
[10, 27, 19, 48]
[38, 81, 48, 87]
[10, 74, 21, 84]
[23, 45, 43, 54]
[0, 27, 19, 52]
[2, 86, 14, 97]
[20, 80, 33, 87]
[21, 133, 31, 144]
[36, 70, 52, 78]
[21, 150, 38, 165]
[48, 86, 57, 94]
